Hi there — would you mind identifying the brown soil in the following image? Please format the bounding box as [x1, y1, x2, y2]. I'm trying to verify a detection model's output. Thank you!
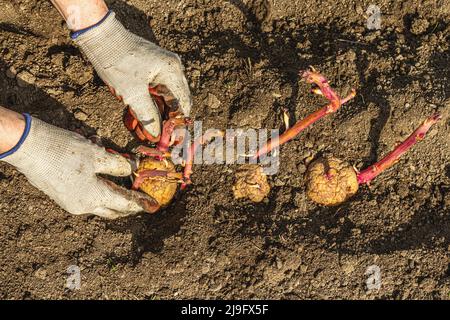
[1, 0, 449, 299]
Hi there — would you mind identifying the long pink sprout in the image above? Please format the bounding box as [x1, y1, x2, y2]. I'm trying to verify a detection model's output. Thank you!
[253, 69, 356, 159]
[357, 113, 441, 184]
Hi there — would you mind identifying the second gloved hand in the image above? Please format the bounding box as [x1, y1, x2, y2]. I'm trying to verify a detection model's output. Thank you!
[1, 115, 160, 219]
[74, 11, 192, 141]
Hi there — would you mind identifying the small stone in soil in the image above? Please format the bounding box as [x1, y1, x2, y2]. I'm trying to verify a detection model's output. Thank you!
[16, 71, 36, 87]
[74, 110, 88, 121]
[297, 163, 307, 174]
[205, 93, 221, 110]
[410, 17, 430, 35]
[6, 66, 17, 79]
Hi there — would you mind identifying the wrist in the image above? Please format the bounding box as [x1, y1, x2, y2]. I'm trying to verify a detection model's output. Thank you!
[71, 7, 109, 31]
[71, 9, 112, 39]
[0, 113, 31, 159]
[52, 0, 109, 31]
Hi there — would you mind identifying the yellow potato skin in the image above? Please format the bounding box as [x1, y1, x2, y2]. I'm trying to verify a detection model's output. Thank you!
[233, 164, 271, 203]
[305, 157, 359, 206]
[136, 158, 178, 207]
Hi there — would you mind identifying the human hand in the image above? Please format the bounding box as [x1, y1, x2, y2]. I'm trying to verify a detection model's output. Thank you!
[1, 115, 160, 219]
[74, 11, 192, 141]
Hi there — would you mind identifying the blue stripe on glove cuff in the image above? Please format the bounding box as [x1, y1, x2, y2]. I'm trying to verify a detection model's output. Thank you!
[70, 10, 113, 40]
[0, 113, 32, 160]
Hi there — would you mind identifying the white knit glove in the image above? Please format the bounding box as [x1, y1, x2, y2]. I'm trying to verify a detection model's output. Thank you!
[1, 116, 159, 219]
[74, 11, 192, 139]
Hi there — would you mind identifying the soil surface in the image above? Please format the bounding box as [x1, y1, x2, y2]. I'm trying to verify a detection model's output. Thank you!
[1, 0, 449, 299]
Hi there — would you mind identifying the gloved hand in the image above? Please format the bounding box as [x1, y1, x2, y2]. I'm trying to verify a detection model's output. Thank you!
[73, 11, 192, 141]
[1, 115, 159, 219]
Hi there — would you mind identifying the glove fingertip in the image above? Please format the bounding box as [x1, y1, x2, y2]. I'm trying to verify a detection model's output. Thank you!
[96, 150, 133, 177]
[167, 78, 192, 117]
[98, 177, 161, 214]
[128, 95, 162, 139]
